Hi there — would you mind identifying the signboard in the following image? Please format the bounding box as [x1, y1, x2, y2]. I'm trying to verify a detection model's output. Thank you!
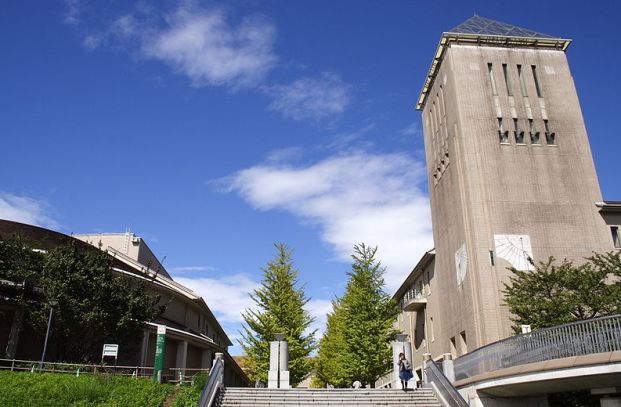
[102, 344, 119, 358]
[153, 325, 167, 382]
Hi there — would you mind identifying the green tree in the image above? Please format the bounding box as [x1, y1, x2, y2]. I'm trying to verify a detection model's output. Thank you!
[0, 236, 163, 362]
[503, 251, 621, 330]
[314, 298, 348, 387]
[239, 243, 316, 386]
[316, 244, 397, 388]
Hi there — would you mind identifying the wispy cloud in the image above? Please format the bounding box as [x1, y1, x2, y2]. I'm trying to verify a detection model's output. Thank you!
[143, 7, 277, 88]
[175, 273, 260, 323]
[77, 3, 277, 89]
[219, 151, 433, 290]
[63, 0, 82, 26]
[306, 298, 333, 338]
[0, 193, 59, 230]
[399, 122, 421, 138]
[265, 73, 352, 121]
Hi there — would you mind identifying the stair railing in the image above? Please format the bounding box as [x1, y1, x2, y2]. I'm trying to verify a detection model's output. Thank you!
[197, 353, 224, 407]
[424, 358, 468, 407]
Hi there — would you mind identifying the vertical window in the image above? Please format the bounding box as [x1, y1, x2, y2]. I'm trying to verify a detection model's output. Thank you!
[532, 65, 543, 97]
[612, 226, 621, 249]
[489, 250, 495, 266]
[450, 337, 457, 357]
[488, 63, 498, 96]
[498, 118, 509, 143]
[430, 317, 435, 342]
[529, 119, 540, 144]
[517, 65, 528, 96]
[514, 119, 525, 144]
[460, 331, 468, 354]
[544, 120, 556, 145]
[502, 64, 513, 96]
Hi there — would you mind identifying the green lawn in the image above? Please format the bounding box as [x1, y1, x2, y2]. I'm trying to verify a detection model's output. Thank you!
[0, 371, 205, 407]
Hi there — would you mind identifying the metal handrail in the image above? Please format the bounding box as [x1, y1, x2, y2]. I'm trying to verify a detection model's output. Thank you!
[454, 314, 621, 381]
[424, 359, 468, 407]
[197, 355, 224, 407]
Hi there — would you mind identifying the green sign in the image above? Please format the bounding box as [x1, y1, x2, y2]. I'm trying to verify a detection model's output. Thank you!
[153, 325, 166, 382]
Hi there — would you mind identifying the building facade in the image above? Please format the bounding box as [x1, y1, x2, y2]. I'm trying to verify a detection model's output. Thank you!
[0, 220, 248, 386]
[379, 16, 620, 384]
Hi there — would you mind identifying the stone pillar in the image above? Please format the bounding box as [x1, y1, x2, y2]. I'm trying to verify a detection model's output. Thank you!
[268, 341, 280, 388]
[268, 334, 289, 389]
[442, 353, 455, 384]
[279, 340, 290, 389]
[175, 340, 188, 382]
[422, 353, 432, 385]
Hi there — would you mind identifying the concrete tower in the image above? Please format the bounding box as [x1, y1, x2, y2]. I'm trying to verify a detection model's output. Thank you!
[417, 16, 613, 351]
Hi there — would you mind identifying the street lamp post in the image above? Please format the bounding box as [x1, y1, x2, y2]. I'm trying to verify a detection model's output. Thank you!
[39, 300, 58, 371]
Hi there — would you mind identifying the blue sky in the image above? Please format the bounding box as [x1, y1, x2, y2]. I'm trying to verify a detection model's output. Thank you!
[2, 0, 620, 355]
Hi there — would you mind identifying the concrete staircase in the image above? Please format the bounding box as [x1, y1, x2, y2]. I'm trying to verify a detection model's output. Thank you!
[217, 387, 442, 407]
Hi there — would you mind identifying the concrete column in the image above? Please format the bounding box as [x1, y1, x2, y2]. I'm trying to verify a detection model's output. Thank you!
[201, 349, 212, 369]
[279, 340, 290, 389]
[442, 353, 455, 384]
[175, 340, 188, 381]
[268, 341, 279, 388]
[422, 353, 432, 385]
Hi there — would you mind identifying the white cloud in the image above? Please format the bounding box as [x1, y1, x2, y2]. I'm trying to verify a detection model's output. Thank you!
[175, 273, 260, 323]
[221, 151, 433, 290]
[265, 73, 352, 121]
[0, 193, 58, 229]
[306, 298, 333, 338]
[84, 4, 277, 89]
[63, 0, 82, 26]
[399, 122, 421, 137]
[143, 7, 277, 88]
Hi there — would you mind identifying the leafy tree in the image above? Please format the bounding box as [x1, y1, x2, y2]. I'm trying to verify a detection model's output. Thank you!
[239, 243, 316, 386]
[503, 251, 621, 330]
[0, 236, 162, 362]
[316, 244, 397, 388]
[313, 298, 348, 387]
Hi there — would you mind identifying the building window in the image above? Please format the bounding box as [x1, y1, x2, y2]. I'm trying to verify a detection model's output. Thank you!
[489, 250, 495, 266]
[430, 317, 435, 342]
[450, 337, 457, 358]
[529, 119, 540, 144]
[502, 64, 513, 96]
[514, 119, 525, 144]
[544, 120, 556, 145]
[517, 64, 528, 96]
[460, 331, 468, 354]
[488, 63, 498, 96]
[532, 65, 543, 98]
[612, 226, 620, 248]
[498, 118, 509, 143]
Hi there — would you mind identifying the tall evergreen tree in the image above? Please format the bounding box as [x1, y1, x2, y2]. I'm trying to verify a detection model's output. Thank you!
[314, 298, 348, 387]
[239, 243, 316, 386]
[316, 244, 397, 387]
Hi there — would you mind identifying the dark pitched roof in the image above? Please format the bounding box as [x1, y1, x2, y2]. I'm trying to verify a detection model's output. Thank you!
[448, 15, 557, 39]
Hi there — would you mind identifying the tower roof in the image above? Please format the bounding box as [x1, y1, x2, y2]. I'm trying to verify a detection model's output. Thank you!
[416, 16, 572, 110]
[448, 15, 557, 39]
